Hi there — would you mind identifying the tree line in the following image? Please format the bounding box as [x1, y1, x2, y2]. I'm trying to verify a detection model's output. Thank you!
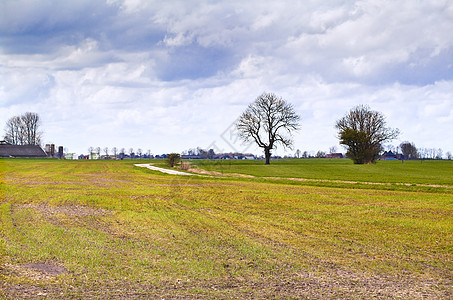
[3, 106, 451, 164]
[86, 147, 153, 159]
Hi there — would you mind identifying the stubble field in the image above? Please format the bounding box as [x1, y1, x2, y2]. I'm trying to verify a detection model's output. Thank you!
[0, 158, 452, 299]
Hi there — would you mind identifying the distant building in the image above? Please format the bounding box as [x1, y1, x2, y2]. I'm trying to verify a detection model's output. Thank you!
[0, 144, 47, 158]
[89, 153, 100, 160]
[326, 153, 344, 159]
[380, 151, 404, 160]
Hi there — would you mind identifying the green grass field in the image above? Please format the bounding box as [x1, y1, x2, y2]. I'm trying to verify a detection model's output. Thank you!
[187, 158, 453, 186]
[1, 158, 452, 299]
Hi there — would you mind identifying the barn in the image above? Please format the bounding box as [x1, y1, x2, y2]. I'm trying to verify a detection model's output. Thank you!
[0, 141, 47, 158]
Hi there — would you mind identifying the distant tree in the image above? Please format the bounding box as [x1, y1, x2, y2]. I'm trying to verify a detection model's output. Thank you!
[4, 116, 22, 145]
[316, 150, 326, 158]
[137, 148, 142, 159]
[4, 112, 42, 145]
[302, 151, 309, 158]
[166, 153, 181, 167]
[446, 151, 452, 160]
[103, 147, 109, 158]
[129, 148, 134, 159]
[94, 147, 100, 159]
[385, 144, 396, 153]
[21, 112, 42, 145]
[329, 146, 337, 154]
[112, 147, 118, 159]
[187, 148, 196, 156]
[335, 105, 399, 164]
[295, 149, 301, 158]
[400, 142, 418, 160]
[198, 148, 208, 158]
[436, 148, 443, 160]
[236, 92, 301, 165]
[418, 148, 427, 159]
[120, 148, 125, 159]
[208, 149, 215, 159]
[88, 146, 94, 155]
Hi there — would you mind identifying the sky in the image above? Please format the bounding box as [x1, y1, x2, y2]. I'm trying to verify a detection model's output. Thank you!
[1, 0, 453, 157]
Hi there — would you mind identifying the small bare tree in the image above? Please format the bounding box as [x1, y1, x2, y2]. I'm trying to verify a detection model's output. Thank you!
[103, 147, 109, 159]
[446, 151, 452, 160]
[329, 146, 337, 154]
[112, 147, 118, 159]
[88, 147, 94, 158]
[236, 92, 301, 164]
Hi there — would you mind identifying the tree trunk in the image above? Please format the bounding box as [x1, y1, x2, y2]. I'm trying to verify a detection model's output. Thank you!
[264, 148, 271, 165]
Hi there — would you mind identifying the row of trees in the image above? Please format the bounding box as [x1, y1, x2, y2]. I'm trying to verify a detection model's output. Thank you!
[236, 93, 450, 164]
[236, 93, 400, 164]
[398, 142, 450, 160]
[87, 146, 152, 158]
[3, 112, 42, 146]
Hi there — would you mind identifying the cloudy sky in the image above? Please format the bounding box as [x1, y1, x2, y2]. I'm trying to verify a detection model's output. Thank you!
[1, 0, 452, 157]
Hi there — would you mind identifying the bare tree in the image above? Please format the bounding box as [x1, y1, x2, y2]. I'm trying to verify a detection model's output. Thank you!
[446, 151, 452, 160]
[129, 148, 134, 159]
[112, 147, 118, 159]
[400, 142, 418, 160]
[21, 112, 42, 145]
[436, 148, 443, 160]
[329, 146, 337, 154]
[316, 150, 326, 158]
[137, 148, 142, 159]
[4, 116, 22, 145]
[336, 105, 399, 164]
[236, 92, 301, 165]
[4, 112, 42, 145]
[95, 147, 101, 159]
[103, 147, 109, 159]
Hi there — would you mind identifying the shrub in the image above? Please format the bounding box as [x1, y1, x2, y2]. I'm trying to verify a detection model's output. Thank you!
[166, 153, 181, 167]
[180, 161, 191, 171]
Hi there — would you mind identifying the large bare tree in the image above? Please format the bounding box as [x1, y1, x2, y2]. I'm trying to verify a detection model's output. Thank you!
[236, 92, 300, 164]
[4, 112, 42, 145]
[335, 105, 399, 164]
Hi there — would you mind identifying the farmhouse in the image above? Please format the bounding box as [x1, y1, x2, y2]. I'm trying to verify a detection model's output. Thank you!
[0, 141, 47, 158]
[380, 151, 405, 160]
[326, 153, 344, 159]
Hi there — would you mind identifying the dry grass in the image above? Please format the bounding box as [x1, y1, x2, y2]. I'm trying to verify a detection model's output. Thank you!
[0, 159, 452, 299]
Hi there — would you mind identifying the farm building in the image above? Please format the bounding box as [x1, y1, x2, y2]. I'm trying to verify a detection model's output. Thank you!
[326, 153, 344, 159]
[0, 142, 47, 158]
